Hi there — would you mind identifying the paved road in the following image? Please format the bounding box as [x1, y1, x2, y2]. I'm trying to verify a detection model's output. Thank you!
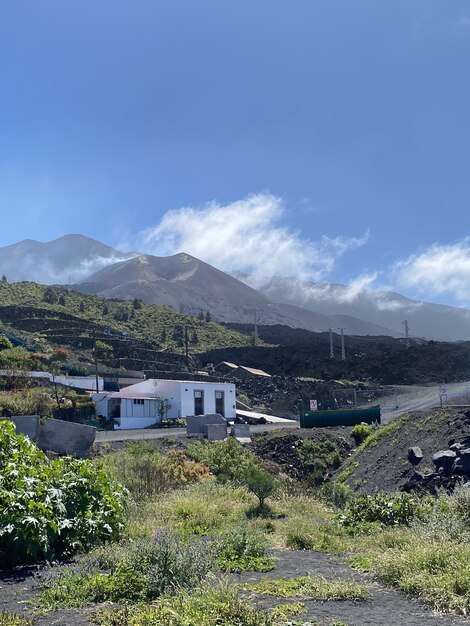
[95, 382, 470, 442]
[95, 420, 299, 443]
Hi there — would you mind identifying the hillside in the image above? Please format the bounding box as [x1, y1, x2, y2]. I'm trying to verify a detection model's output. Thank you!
[0, 282, 257, 372]
[202, 324, 470, 385]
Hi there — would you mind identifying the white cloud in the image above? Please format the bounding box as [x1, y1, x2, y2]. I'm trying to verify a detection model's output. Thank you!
[138, 193, 369, 281]
[392, 239, 470, 303]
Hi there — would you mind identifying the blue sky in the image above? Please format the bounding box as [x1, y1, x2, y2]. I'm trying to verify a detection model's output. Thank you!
[1, 1, 470, 305]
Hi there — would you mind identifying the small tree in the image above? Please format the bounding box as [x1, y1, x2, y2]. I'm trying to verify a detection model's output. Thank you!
[243, 464, 278, 511]
[191, 329, 199, 345]
[205, 311, 211, 322]
[58, 294, 66, 306]
[79, 301, 85, 313]
[44, 287, 57, 304]
[1, 274, 7, 283]
[197, 311, 204, 321]
[132, 298, 143, 310]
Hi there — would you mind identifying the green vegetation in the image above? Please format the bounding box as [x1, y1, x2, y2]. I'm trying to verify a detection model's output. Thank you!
[99, 442, 212, 500]
[39, 530, 214, 608]
[93, 584, 274, 626]
[0, 281, 259, 357]
[270, 602, 306, 620]
[187, 437, 256, 483]
[350, 423, 372, 445]
[296, 439, 342, 484]
[217, 522, 276, 572]
[243, 463, 279, 511]
[246, 575, 368, 601]
[338, 492, 425, 533]
[0, 421, 126, 566]
[0, 613, 33, 626]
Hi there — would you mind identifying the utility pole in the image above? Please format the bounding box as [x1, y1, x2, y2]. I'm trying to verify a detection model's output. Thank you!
[402, 320, 410, 348]
[253, 310, 259, 346]
[184, 325, 189, 365]
[338, 327, 346, 361]
[329, 328, 335, 359]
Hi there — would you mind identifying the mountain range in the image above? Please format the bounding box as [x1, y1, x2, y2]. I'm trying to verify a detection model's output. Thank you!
[1, 234, 470, 341]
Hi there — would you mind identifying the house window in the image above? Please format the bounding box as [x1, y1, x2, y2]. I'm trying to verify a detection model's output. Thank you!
[133, 399, 144, 405]
[194, 390, 204, 415]
[215, 390, 225, 416]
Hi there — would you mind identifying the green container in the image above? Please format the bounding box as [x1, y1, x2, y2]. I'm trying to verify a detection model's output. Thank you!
[300, 405, 381, 428]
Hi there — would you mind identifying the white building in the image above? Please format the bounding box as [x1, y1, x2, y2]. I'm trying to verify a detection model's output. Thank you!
[92, 378, 236, 430]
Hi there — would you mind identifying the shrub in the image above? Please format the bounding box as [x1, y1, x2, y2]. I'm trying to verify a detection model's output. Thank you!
[338, 492, 423, 532]
[39, 530, 215, 608]
[100, 444, 211, 500]
[412, 485, 470, 543]
[321, 481, 354, 509]
[0, 388, 55, 418]
[246, 575, 369, 600]
[351, 423, 372, 445]
[0, 421, 127, 566]
[296, 439, 343, 484]
[187, 438, 255, 483]
[217, 522, 275, 572]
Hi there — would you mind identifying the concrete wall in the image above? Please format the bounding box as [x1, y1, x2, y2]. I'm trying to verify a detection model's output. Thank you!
[36, 419, 96, 458]
[187, 414, 227, 435]
[2, 415, 41, 441]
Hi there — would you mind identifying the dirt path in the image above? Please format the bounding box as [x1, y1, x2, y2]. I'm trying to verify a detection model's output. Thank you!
[1, 550, 469, 625]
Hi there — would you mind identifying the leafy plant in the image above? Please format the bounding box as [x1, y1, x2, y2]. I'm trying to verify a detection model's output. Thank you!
[0, 612, 34, 626]
[0, 420, 127, 566]
[338, 492, 423, 533]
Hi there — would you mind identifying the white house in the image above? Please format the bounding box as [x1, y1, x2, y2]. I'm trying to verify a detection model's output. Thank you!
[92, 378, 236, 430]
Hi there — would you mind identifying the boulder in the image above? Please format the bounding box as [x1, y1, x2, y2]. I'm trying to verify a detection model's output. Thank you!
[408, 446, 423, 465]
[432, 449, 457, 474]
[450, 442, 464, 453]
[459, 448, 470, 474]
[37, 419, 96, 458]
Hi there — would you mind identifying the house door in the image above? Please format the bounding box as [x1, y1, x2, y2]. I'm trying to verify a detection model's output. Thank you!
[194, 390, 204, 415]
[215, 391, 224, 416]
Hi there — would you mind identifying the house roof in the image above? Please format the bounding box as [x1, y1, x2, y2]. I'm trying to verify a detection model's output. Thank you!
[216, 361, 238, 369]
[237, 366, 271, 377]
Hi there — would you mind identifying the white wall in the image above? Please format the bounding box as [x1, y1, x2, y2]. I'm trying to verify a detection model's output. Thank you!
[180, 382, 236, 418]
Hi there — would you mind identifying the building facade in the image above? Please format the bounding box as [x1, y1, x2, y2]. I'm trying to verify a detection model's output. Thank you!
[93, 378, 236, 429]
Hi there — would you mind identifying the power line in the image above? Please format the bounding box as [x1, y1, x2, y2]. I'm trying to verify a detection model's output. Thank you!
[329, 327, 335, 359]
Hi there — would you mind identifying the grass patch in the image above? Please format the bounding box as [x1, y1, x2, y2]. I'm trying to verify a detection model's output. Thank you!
[246, 575, 369, 601]
[271, 601, 306, 620]
[0, 613, 33, 626]
[92, 582, 274, 626]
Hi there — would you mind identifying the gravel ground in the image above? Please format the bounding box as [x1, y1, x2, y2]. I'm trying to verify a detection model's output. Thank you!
[2, 550, 469, 626]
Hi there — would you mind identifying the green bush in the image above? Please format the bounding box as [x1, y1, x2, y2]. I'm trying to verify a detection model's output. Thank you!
[217, 522, 275, 572]
[39, 530, 215, 608]
[0, 421, 127, 566]
[187, 438, 255, 483]
[296, 439, 342, 484]
[338, 492, 422, 532]
[100, 443, 211, 500]
[321, 481, 354, 509]
[351, 424, 372, 445]
[0, 388, 55, 418]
